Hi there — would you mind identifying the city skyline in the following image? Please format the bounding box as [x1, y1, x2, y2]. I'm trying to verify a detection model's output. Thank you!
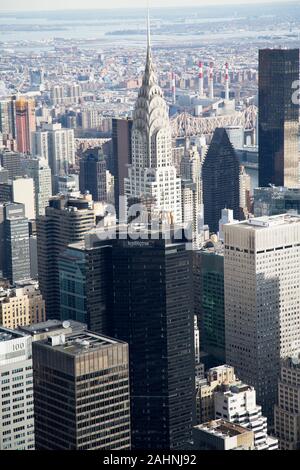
[0, 0, 300, 455]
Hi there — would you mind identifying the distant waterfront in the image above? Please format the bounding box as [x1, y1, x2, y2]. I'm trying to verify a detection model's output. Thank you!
[0, 3, 300, 49]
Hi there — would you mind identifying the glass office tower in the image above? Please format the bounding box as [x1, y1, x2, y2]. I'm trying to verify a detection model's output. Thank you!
[258, 48, 299, 188]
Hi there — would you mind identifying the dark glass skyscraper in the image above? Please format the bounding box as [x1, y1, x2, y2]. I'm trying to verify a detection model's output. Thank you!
[202, 128, 240, 233]
[194, 247, 225, 366]
[111, 228, 195, 450]
[79, 148, 107, 202]
[58, 234, 113, 335]
[3, 202, 31, 284]
[259, 48, 299, 188]
[111, 118, 132, 218]
[0, 150, 23, 179]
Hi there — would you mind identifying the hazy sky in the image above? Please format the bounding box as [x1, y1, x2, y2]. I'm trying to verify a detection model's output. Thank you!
[0, 0, 291, 12]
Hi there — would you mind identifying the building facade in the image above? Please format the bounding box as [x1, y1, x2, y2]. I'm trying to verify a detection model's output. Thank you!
[274, 356, 300, 450]
[215, 383, 278, 450]
[15, 97, 36, 154]
[3, 203, 31, 285]
[42, 123, 75, 178]
[79, 148, 107, 202]
[194, 246, 225, 364]
[31, 130, 49, 162]
[0, 176, 35, 220]
[111, 229, 195, 449]
[23, 157, 52, 217]
[58, 233, 112, 335]
[124, 30, 182, 224]
[202, 128, 240, 233]
[254, 186, 300, 217]
[33, 330, 131, 450]
[224, 214, 300, 421]
[258, 48, 299, 188]
[0, 150, 22, 179]
[180, 145, 203, 249]
[196, 365, 237, 424]
[0, 328, 35, 450]
[192, 420, 254, 450]
[36, 195, 95, 320]
[0, 281, 45, 329]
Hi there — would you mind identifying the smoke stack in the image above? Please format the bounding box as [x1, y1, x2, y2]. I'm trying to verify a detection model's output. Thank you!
[171, 71, 176, 105]
[198, 61, 204, 96]
[225, 62, 230, 100]
[209, 62, 214, 100]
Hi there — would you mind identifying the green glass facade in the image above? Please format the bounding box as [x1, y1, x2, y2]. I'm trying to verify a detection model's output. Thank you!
[58, 239, 112, 335]
[194, 249, 225, 364]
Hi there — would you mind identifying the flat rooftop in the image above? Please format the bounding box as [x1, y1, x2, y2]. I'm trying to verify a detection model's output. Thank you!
[283, 355, 300, 369]
[235, 214, 300, 230]
[220, 384, 253, 397]
[40, 331, 126, 356]
[0, 327, 26, 342]
[66, 224, 190, 251]
[195, 419, 250, 438]
[18, 319, 86, 335]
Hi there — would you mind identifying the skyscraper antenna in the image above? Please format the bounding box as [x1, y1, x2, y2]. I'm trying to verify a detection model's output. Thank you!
[147, 0, 151, 51]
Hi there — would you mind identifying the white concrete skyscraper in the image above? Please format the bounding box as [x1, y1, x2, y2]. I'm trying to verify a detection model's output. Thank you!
[180, 144, 203, 248]
[0, 328, 35, 450]
[224, 214, 300, 421]
[31, 130, 48, 162]
[124, 12, 182, 223]
[214, 383, 278, 450]
[23, 157, 52, 217]
[42, 123, 75, 177]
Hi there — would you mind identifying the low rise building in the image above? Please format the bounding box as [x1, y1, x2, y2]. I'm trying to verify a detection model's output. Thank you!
[215, 383, 278, 450]
[196, 364, 237, 424]
[0, 281, 45, 329]
[192, 419, 254, 450]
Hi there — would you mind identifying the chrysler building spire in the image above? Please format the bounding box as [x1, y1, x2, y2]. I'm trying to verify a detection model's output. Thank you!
[145, 1, 152, 78]
[147, 3, 151, 53]
[133, 7, 170, 161]
[124, 6, 182, 224]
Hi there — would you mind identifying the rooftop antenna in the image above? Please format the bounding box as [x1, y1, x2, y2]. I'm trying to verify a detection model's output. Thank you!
[147, 0, 151, 52]
[145, 0, 152, 74]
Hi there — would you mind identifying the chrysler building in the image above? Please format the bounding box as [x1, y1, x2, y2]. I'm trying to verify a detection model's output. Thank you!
[124, 13, 182, 224]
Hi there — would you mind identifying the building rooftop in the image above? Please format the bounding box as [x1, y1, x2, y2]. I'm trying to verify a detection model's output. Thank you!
[195, 419, 250, 438]
[220, 383, 253, 397]
[235, 214, 300, 230]
[39, 331, 126, 356]
[0, 327, 26, 342]
[67, 223, 191, 250]
[0, 281, 42, 302]
[283, 354, 300, 369]
[18, 319, 86, 336]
